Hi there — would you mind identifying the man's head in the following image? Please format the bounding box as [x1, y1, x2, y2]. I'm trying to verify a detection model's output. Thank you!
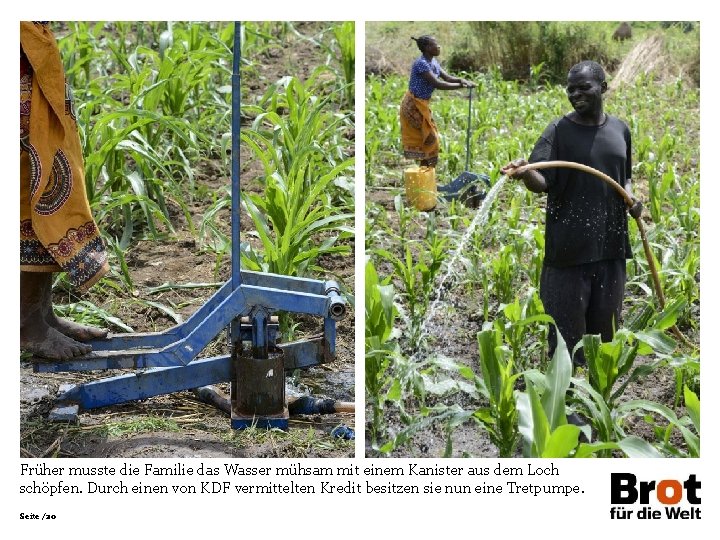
[412, 35, 440, 56]
[569, 60, 606, 84]
[566, 61, 607, 120]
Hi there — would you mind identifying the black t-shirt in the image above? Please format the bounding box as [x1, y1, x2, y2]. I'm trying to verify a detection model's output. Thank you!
[529, 114, 633, 267]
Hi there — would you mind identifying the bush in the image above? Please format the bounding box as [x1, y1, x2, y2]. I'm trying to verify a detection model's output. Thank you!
[447, 22, 623, 83]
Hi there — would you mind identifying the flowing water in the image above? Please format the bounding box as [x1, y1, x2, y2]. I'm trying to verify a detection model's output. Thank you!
[413, 176, 508, 356]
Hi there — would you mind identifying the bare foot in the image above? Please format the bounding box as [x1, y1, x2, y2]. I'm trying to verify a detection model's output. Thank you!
[21, 271, 96, 360]
[46, 312, 108, 342]
[21, 324, 92, 360]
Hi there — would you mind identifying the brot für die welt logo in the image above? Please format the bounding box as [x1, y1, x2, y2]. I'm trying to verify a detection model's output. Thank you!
[610, 473, 701, 520]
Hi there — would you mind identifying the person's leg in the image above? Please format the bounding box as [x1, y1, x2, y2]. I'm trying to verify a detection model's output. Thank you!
[20, 271, 92, 360]
[586, 259, 626, 341]
[540, 264, 592, 366]
[20, 36, 106, 359]
[43, 296, 108, 341]
[541, 264, 595, 434]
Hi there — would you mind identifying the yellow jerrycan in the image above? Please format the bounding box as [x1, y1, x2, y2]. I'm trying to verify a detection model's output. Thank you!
[404, 165, 437, 211]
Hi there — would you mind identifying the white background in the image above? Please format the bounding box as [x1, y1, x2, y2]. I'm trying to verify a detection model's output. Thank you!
[4, 1, 715, 538]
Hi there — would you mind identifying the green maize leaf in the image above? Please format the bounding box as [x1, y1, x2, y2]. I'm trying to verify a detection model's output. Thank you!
[516, 391, 533, 446]
[138, 300, 183, 324]
[54, 301, 134, 333]
[386, 379, 402, 402]
[617, 436, 663, 458]
[635, 329, 676, 355]
[667, 355, 700, 371]
[617, 399, 698, 457]
[574, 441, 621, 458]
[684, 431, 700, 457]
[583, 334, 609, 398]
[651, 298, 687, 331]
[378, 440, 395, 454]
[525, 383, 551, 457]
[242, 197, 277, 258]
[422, 376, 461, 396]
[569, 377, 617, 442]
[126, 170, 148, 197]
[523, 369, 546, 392]
[146, 282, 223, 294]
[444, 407, 474, 429]
[515, 314, 554, 327]
[477, 329, 503, 403]
[473, 407, 495, 425]
[458, 365, 476, 381]
[119, 205, 134, 250]
[542, 331, 572, 430]
[617, 399, 680, 422]
[542, 424, 580, 457]
[528, 384, 550, 456]
[684, 385, 700, 434]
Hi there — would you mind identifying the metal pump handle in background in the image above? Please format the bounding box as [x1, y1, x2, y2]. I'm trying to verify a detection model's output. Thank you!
[465, 86, 473, 171]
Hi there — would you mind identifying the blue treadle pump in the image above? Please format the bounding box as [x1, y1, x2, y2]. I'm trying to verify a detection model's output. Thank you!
[33, 22, 347, 430]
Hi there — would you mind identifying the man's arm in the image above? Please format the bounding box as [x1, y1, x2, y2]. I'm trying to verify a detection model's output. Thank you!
[501, 159, 548, 193]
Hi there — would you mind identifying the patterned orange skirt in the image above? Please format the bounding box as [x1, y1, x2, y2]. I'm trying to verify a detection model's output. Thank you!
[20, 22, 108, 291]
[399, 91, 439, 166]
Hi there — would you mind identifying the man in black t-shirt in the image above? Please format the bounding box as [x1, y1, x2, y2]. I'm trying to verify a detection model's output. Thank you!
[502, 61, 642, 366]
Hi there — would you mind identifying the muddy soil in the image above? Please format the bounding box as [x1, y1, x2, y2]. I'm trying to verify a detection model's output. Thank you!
[20, 22, 355, 459]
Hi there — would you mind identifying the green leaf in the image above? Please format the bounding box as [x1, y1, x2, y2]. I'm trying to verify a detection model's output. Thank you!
[610, 359, 663, 405]
[137, 300, 183, 324]
[616, 399, 698, 456]
[542, 330, 572, 430]
[683, 385, 700, 434]
[386, 379, 402, 402]
[569, 377, 617, 442]
[542, 424, 580, 457]
[574, 441, 621, 458]
[635, 329, 676, 355]
[516, 391, 533, 453]
[617, 436, 663, 458]
[477, 329, 503, 403]
[651, 298, 687, 331]
[527, 383, 550, 456]
[473, 407, 495, 425]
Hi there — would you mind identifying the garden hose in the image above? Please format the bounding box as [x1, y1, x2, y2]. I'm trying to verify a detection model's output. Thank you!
[508, 160, 695, 349]
[194, 386, 355, 415]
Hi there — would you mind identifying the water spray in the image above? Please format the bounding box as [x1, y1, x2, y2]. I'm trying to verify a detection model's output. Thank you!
[410, 176, 508, 360]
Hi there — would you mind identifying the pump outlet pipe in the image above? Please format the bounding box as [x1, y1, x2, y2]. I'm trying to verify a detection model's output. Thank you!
[507, 160, 694, 349]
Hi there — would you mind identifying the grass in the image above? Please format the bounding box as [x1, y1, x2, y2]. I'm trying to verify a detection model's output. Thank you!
[96, 416, 183, 437]
[224, 424, 354, 458]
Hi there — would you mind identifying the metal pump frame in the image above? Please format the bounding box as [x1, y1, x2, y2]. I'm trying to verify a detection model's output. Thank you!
[34, 22, 347, 430]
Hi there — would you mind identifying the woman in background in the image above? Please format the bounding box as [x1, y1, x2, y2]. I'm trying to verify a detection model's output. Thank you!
[400, 35, 474, 167]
